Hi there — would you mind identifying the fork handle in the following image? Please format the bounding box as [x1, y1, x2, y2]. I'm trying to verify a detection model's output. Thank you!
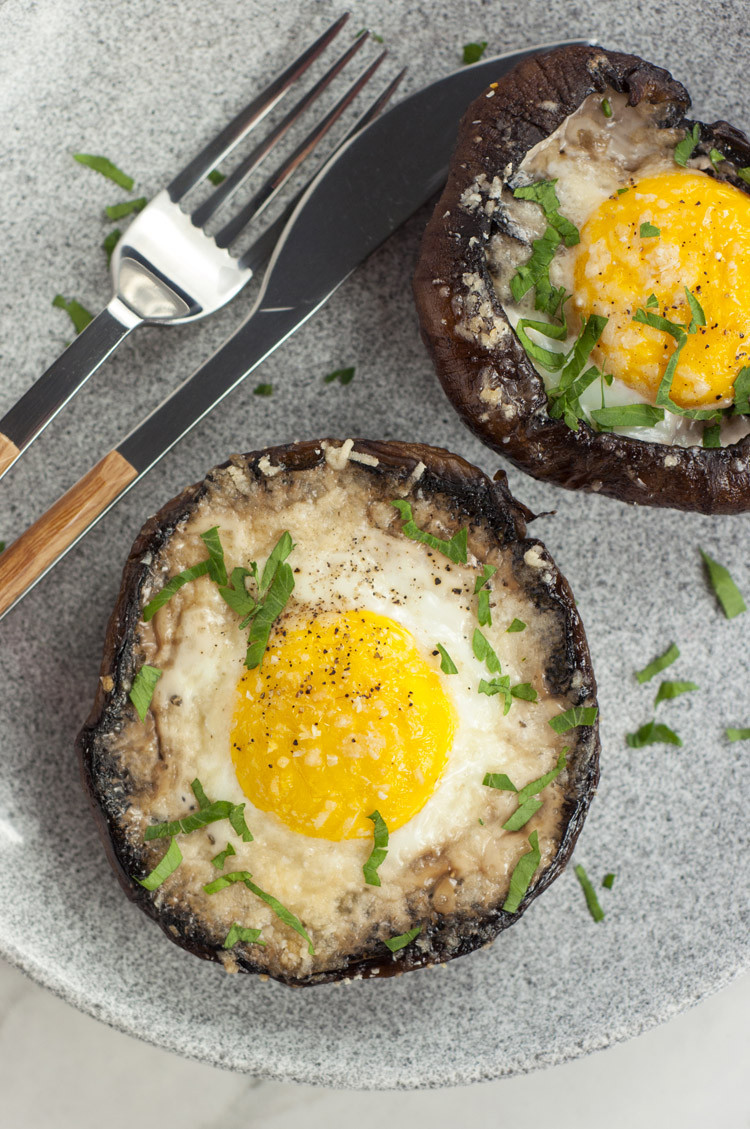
[0, 297, 142, 483]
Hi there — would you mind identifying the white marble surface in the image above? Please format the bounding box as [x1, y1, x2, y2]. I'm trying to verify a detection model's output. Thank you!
[1, 956, 748, 1126]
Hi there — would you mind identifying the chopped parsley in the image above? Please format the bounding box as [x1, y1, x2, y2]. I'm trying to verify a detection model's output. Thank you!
[626, 719, 682, 747]
[545, 316, 609, 431]
[0, 541, 5, 553]
[102, 228, 121, 265]
[674, 123, 700, 167]
[472, 628, 501, 673]
[479, 675, 512, 713]
[727, 727, 750, 742]
[502, 797, 542, 831]
[483, 772, 517, 792]
[654, 680, 698, 707]
[507, 618, 526, 633]
[512, 181, 580, 248]
[574, 864, 604, 922]
[143, 559, 212, 619]
[52, 294, 94, 335]
[211, 843, 236, 869]
[73, 153, 134, 190]
[602, 873, 616, 890]
[203, 871, 313, 954]
[391, 500, 467, 564]
[243, 533, 296, 669]
[739, 168, 750, 186]
[732, 368, 750, 416]
[639, 221, 660, 238]
[105, 197, 147, 220]
[516, 748, 567, 804]
[253, 383, 273, 396]
[502, 830, 541, 914]
[137, 836, 182, 890]
[646, 293, 659, 308]
[462, 41, 488, 64]
[144, 778, 252, 842]
[510, 682, 537, 702]
[207, 169, 226, 185]
[436, 644, 458, 674]
[632, 292, 718, 422]
[229, 804, 253, 842]
[709, 148, 724, 167]
[384, 926, 421, 952]
[223, 923, 265, 948]
[143, 526, 227, 620]
[474, 563, 496, 626]
[363, 810, 389, 887]
[700, 548, 746, 619]
[323, 366, 355, 385]
[601, 98, 612, 118]
[549, 706, 598, 733]
[129, 664, 162, 721]
[590, 404, 664, 429]
[703, 423, 721, 448]
[635, 642, 680, 684]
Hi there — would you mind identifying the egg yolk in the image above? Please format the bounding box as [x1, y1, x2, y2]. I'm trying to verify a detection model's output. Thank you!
[573, 171, 750, 408]
[230, 609, 456, 841]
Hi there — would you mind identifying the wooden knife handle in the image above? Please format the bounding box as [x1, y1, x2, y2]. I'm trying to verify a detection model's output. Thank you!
[0, 449, 138, 618]
[0, 432, 20, 477]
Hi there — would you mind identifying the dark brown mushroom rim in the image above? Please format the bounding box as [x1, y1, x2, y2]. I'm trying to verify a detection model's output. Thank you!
[77, 438, 599, 986]
[414, 44, 750, 514]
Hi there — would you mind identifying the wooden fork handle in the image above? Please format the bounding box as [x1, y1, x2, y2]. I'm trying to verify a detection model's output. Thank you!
[0, 450, 138, 618]
[0, 433, 20, 477]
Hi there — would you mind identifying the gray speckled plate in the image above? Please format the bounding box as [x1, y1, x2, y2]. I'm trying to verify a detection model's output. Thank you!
[1, 0, 748, 1089]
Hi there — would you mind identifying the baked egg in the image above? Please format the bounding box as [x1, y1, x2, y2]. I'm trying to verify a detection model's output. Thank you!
[78, 439, 599, 985]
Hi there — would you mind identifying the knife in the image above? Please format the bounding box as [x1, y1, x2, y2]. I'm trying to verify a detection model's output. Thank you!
[0, 40, 585, 621]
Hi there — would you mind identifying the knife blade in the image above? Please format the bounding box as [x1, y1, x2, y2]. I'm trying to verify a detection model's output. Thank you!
[0, 39, 586, 620]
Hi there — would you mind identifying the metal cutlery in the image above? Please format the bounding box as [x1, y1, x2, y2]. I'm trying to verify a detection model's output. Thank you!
[0, 40, 586, 621]
[0, 13, 392, 482]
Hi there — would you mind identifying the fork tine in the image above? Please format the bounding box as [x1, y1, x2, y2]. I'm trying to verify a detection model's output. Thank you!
[214, 52, 388, 249]
[191, 33, 371, 229]
[238, 68, 407, 272]
[167, 13, 350, 203]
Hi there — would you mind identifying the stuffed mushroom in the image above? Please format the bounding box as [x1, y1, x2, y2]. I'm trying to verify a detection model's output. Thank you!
[78, 439, 599, 986]
[414, 45, 750, 512]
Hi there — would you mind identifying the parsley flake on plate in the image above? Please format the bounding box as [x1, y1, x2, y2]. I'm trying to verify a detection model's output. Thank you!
[323, 366, 355, 385]
[52, 294, 94, 335]
[73, 153, 134, 190]
[700, 548, 746, 619]
[626, 719, 682, 748]
[727, 727, 750, 742]
[635, 642, 680, 684]
[575, 864, 605, 922]
[105, 197, 147, 220]
[462, 41, 488, 64]
[654, 680, 698, 707]
[602, 873, 616, 890]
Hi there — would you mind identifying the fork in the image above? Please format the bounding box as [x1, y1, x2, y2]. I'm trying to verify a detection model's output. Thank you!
[0, 13, 389, 483]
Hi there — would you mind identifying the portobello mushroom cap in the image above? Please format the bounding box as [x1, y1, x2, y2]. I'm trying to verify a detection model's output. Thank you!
[413, 45, 750, 513]
[78, 439, 599, 986]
